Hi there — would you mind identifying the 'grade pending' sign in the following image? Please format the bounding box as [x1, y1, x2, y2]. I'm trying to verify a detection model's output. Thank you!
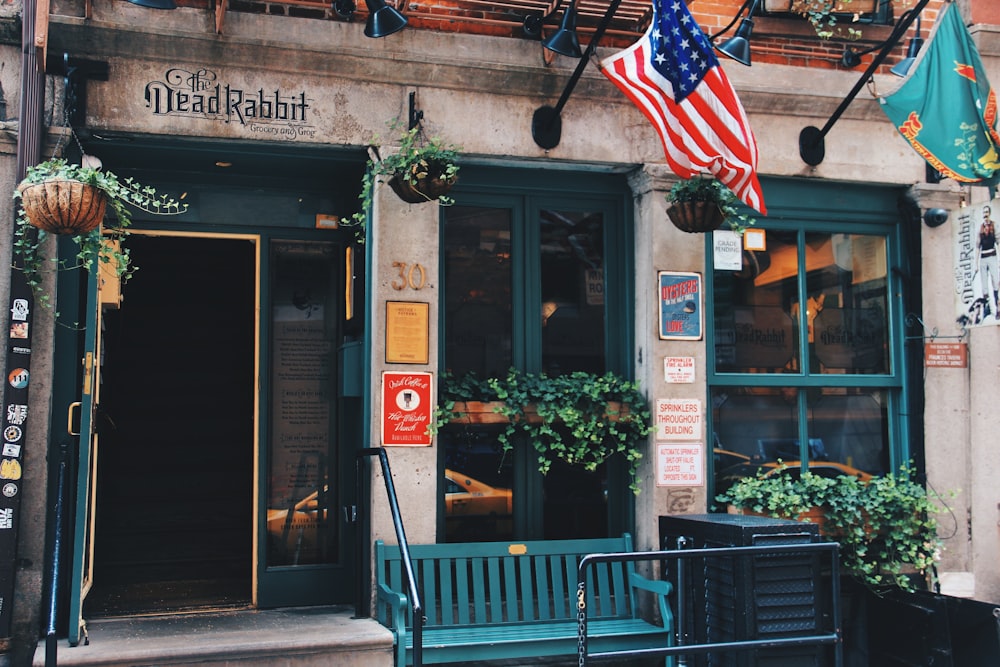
[654, 398, 702, 441]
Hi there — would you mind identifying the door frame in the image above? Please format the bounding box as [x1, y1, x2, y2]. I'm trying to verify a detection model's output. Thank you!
[64, 230, 261, 642]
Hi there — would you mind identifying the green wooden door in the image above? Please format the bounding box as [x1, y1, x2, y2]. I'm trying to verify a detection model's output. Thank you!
[66, 259, 104, 646]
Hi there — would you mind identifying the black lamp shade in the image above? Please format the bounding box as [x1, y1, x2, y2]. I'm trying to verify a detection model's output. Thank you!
[716, 18, 754, 66]
[365, 0, 407, 38]
[541, 0, 582, 58]
[127, 0, 177, 9]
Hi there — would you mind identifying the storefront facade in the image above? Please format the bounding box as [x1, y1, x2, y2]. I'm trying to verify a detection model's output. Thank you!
[0, 0, 998, 662]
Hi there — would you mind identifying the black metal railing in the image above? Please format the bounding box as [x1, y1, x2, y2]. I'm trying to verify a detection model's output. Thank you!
[577, 542, 842, 667]
[44, 444, 70, 667]
[357, 447, 424, 667]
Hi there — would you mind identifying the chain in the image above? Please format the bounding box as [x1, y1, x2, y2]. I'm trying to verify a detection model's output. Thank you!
[576, 580, 587, 667]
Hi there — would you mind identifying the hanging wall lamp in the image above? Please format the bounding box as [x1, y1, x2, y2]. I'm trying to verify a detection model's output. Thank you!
[523, 0, 582, 58]
[713, 0, 761, 66]
[541, 0, 583, 57]
[798, 0, 931, 166]
[364, 0, 407, 38]
[890, 14, 924, 77]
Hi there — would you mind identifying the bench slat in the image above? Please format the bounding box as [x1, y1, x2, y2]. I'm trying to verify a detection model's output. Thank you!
[471, 556, 487, 622]
[533, 554, 551, 620]
[455, 556, 469, 625]
[487, 556, 502, 623]
[549, 554, 567, 619]
[502, 554, 518, 622]
[421, 558, 437, 625]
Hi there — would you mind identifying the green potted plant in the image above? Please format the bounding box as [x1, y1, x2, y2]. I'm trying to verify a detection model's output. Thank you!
[716, 464, 943, 591]
[346, 119, 460, 238]
[666, 176, 755, 235]
[12, 157, 188, 308]
[429, 369, 654, 494]
[765, 0, 873, 39]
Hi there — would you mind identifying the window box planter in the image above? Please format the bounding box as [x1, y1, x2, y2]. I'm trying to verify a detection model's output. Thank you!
[765, 0, 878, 14]
[431, 370, 652, 493]
[447, 401, 628, 425]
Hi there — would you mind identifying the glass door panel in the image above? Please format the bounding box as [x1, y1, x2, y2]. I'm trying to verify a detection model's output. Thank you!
[266, 241, 338, 568]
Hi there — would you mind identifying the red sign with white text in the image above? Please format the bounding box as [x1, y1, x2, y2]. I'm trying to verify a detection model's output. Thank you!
[381, 371, 434, 446]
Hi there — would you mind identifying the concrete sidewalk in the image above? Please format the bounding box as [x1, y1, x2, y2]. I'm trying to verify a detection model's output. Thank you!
[32, 606, 394, 667]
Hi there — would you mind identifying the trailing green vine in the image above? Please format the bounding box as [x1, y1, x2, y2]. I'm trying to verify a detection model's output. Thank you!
[716, 464, 945, 591]
[430, 369, 653, 494]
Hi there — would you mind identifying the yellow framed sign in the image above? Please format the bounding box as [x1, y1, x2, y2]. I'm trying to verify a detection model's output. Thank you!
[385, 301, 430, 364]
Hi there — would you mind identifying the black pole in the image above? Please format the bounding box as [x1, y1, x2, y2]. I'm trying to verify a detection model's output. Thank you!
[799, 0, 931, 166]
[531, 0, 625, 149]
[44, 445, 68, 667]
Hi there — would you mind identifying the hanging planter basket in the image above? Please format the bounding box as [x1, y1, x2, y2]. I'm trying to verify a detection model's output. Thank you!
[17, 179, 107, 235]
[667, 200, 726, 233]
[387, 160, 457, 204]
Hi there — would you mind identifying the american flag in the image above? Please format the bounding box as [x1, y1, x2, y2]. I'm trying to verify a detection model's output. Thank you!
[601, 0, 766, 214]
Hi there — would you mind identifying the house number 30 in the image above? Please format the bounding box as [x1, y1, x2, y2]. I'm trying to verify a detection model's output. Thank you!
[391, 261, 427, 290]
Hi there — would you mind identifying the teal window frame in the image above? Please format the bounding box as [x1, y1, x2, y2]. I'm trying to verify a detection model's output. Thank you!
[705, 178, 912, 491]
[436, 165, 637, 539]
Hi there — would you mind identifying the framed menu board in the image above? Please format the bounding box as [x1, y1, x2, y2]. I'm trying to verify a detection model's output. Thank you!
[385, 301, 429, 364]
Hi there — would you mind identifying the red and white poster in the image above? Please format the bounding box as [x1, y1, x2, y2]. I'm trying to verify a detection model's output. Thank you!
[654, 398, 702, 442]
[656, 443, 704, 487]
[381, 371, 434, 446]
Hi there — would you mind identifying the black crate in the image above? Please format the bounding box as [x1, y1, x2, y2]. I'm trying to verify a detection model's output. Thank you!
[659, 514, 825, 667]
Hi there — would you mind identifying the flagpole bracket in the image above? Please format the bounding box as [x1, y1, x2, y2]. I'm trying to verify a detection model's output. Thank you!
[532, 105, 562, 150]
[799, 125, 825, 166]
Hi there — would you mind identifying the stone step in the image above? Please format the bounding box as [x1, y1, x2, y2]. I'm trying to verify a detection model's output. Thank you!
[32, 606, 394, 667]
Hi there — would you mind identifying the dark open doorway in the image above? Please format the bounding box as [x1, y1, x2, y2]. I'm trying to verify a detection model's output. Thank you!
[85, 234, 256, 616]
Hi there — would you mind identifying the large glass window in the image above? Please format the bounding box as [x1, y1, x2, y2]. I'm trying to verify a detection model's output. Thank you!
[439, 172, 632, 543]
[711, 226, 900, 496]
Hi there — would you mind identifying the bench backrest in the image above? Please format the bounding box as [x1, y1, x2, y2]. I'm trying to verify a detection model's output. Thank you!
[375, 534, 640, 629]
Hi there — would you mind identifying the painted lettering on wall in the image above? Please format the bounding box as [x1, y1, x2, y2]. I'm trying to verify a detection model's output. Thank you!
[144, 68, 316, 138]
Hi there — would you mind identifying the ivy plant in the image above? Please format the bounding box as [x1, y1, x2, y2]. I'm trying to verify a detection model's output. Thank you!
[12, 158, 187, 310]
[666, 176, 756, 235]
[792, 0, 864, 40]
[430, 369, 653, 494]
[716, 464, 944, 591]
[345, 119, 460, 242]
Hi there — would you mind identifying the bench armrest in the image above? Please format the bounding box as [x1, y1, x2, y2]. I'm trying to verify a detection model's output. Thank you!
[376, 583, 409, 667]
[629, 571, 674, 632]
[376, 582, 408, 629]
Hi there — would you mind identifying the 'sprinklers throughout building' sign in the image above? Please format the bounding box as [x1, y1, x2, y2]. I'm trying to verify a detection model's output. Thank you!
[144, 68, 317, 139]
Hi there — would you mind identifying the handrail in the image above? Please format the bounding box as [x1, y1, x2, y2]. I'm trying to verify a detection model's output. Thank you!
[45, 444, 70, 667]
[577, 542, 842, 667]
[357, 447, 424, 667]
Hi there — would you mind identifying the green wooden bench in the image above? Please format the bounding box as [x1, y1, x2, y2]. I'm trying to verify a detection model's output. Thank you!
[374, 533, 674, 666]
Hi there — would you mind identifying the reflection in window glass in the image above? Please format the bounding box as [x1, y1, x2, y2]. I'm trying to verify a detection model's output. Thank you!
[711, 228, 894, 497]
[441, 205, 612, 542]
[714, 232, 889, 375]
[715, 231, 799, 373]
[443, 206, 513, 378]
[540, 209, 605, 375]
[267, 241, 337, 567]
[713, 387, 888, 495]
[440, 428, 513, 542]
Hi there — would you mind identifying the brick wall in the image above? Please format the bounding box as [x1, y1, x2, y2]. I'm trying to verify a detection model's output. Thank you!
[689, 0, 945, 74]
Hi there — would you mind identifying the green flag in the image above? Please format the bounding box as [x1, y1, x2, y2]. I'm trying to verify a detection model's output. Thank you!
[880, 2, 1000, 183]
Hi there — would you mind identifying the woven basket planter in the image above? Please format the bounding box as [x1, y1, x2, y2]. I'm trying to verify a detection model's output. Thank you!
[388, 161, 457, 203]
[18, 179, 107, 235]
[667, 200, 726, 233]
